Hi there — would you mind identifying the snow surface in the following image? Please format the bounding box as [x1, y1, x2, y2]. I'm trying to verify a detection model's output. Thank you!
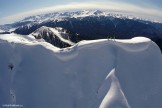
[0, 29, 4, 33]
[0, 34, 162, 108]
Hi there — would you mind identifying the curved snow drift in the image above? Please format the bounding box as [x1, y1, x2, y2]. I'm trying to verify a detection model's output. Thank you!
[0, 34, 162, 108]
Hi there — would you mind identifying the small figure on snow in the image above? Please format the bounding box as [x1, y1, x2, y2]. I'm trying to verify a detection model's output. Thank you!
[8, 63, 14, 71]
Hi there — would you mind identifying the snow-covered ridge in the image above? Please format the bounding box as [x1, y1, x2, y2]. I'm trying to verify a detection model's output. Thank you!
[116, 37, 151, 43]
[32, 26, 74, 45]
[0, 34, 162, 108]
[0, 33, 151, 50]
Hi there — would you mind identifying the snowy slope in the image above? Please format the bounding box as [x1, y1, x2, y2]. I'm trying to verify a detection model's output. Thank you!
[0, 34, 162, 108]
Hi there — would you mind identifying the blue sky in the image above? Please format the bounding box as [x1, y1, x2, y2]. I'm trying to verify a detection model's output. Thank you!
[0, 0, 162, 24]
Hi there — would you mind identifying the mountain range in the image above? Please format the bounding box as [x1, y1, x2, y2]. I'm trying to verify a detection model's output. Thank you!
[0, 10, 162, 50]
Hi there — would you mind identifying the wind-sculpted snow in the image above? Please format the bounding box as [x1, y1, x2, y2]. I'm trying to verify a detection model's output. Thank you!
[99, 69, 130, 108]
[0, 34, 162, 108]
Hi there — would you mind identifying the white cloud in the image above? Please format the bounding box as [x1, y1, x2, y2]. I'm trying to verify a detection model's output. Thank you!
[1, 1, 162, 24]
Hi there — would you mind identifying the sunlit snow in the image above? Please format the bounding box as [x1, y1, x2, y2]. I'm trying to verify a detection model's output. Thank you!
[0, 33, 162, 108]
